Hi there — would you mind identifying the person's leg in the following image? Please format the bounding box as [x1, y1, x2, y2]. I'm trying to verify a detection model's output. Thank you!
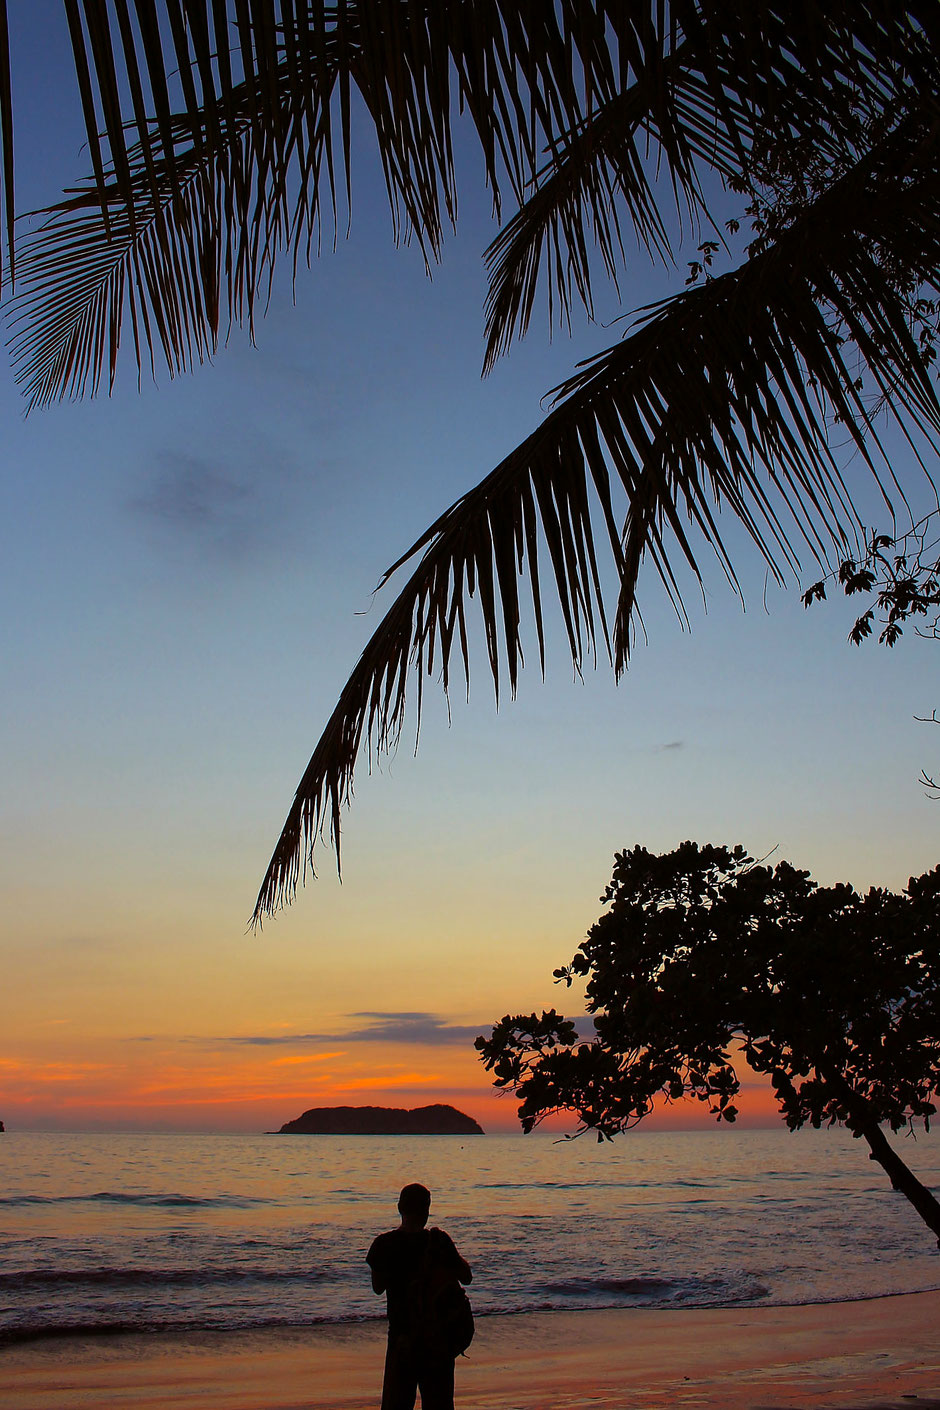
[381, 1334, 419, 1410]
[416, 1355, 455, 1410]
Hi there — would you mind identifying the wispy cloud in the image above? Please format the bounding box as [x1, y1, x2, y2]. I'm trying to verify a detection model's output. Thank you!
[130, 454, 251, 537]
[225, 1012, 487, 1047]
[127, 1011, 598, 1050]
[126, 445, 311, 564]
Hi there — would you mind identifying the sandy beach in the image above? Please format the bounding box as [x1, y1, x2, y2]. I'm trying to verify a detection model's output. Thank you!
[5, 1289, 939, 1410]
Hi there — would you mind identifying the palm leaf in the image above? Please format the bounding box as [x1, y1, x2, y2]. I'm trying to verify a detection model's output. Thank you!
[10, 1, 936, 405]
[251, 110, 940, 921]
[8, 95, 331, 407]
[481, 63, 745, 372]
[9, 0, 629, 403]
[482, 1, 938, 369]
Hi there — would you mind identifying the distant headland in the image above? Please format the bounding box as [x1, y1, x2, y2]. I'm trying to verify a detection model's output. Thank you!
[273, 1103, 484, 1135]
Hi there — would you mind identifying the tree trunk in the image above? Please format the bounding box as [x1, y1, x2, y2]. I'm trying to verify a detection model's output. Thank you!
[857, 1120, 940, 1248]
[820, 1068, 940, 1246]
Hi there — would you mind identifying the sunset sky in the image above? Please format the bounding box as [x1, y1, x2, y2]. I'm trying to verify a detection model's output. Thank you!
[3, 3, 939, 1135]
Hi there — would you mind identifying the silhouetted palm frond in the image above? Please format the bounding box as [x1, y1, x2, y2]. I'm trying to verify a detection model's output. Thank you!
[4, 4, 940, 919]
[481, 1, 935, 369]
[252, 112, 940, 920]
[10, 0, 627, 404]
[9, 95, 328, 407]
[480, 65, 743, 373]
[9, 2, 936, 405]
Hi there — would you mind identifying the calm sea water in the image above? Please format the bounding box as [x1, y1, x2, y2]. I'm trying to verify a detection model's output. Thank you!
[1, 1128, 938, 1345]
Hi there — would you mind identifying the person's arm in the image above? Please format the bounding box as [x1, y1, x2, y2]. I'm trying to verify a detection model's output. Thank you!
[456, 1252, 472, 1285]
[366, 1239, 386, 1295]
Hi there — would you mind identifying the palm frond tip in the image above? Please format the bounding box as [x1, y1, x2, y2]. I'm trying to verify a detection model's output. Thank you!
[252, 116, 940, 921]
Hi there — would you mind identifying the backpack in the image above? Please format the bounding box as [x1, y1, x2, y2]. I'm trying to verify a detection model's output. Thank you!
[428, 1279, 475, 1358]
[408, 1229, 475, 1359]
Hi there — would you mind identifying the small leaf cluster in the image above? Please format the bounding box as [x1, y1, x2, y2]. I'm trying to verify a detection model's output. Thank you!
[685, 241, 720, 286]
[802, 515, 940, 647]
[477, 843, 940, 1144]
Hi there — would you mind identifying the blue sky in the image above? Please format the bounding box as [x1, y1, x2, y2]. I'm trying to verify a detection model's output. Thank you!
[2, 4, 938, 1131]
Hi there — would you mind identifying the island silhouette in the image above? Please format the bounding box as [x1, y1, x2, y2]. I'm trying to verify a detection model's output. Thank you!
[274, 1103, 483, 1135]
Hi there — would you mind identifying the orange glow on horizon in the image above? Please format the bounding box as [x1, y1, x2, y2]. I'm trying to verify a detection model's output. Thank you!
[0, 1032, 785, 1134]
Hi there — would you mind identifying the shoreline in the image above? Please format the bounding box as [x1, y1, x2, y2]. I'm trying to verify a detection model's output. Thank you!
[5, 1288, 940, 1410]
[5, 1274, 940, 1350]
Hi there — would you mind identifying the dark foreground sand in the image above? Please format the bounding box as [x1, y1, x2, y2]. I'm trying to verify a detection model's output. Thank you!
[5, 1289, 939, 1410]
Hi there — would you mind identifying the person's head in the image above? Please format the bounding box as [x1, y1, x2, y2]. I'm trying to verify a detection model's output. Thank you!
[398, 1182, 431, 1228]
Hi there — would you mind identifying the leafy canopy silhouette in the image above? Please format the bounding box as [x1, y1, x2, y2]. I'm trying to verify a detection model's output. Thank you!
[477, 841, 940, 1245]
[0, 7, 939, 913]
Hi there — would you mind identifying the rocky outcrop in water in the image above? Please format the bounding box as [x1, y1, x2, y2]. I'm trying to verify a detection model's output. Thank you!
[275, 1103, 484, 1135]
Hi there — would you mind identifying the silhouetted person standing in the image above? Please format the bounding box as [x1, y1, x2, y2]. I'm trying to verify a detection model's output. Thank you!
[367, 1183, 472, 1410]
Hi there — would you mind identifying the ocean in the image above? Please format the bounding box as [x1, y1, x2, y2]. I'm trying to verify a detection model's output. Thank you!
[1, 1127, 938, 1346]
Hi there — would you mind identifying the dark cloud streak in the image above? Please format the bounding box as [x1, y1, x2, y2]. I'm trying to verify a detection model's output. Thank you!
[226, 1012, 486, 1046]
[128, 1011, 598, 1048]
